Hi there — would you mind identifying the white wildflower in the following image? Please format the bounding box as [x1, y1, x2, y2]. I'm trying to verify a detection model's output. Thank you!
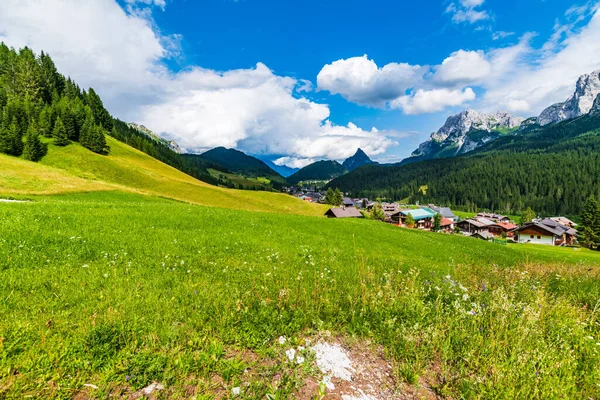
[278, 336, 287, 345]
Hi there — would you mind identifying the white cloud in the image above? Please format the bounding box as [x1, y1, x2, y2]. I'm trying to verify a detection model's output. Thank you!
[446, 0, 490, 24]
[492, 31, 515, 41]
[316, 55, 424, 107]
[435, 50, 491, 84]
[391, 88, 476, 115]
[0, 0, 396, 165]
[274, 157, 314, 169]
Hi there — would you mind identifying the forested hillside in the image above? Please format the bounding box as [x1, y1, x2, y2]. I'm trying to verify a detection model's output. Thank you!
[197, 147, 285, 184]
[287, 160, 347, 185]
[0, 44, 111, 160]
[0, 44, 281, 190]
[328, 115, 600, 216]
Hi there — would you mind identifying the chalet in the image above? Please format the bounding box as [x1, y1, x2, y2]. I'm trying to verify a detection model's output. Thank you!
[440, 218, 455, 233]
[476, 212, 510, 223]
[429, 205, 458, 222]
[324, 207, 363, 218]
[488, 222, 518, 238]
[514, 219, 577, 246]
[391, 208, 436, 229]
[457, 217, 495, 234]
[342, 197, 355, 208]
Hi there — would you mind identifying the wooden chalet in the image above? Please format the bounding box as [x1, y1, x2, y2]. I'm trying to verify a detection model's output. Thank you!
[391, 208, 436, 229]
[324, 207, 363, 218]
[515, 219, 577, 246]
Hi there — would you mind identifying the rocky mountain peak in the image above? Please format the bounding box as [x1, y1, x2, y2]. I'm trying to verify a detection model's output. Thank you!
[537, 70, 600, 125]
[592, 93, 600, 115]
[412, 110, 524, 159]
[343, 148, 375, 172]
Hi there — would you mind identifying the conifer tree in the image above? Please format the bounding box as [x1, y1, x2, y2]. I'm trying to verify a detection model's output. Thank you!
[334, 188, 343, 206]
[52, 116, 69, 146]
[519, 207, 536, 226]
[87, 88, 113, 130]
[370, 198, 386, 221]
[23, 122, 44, 161]
[579, 196, 600, 250]
[38, 106, 53, 137]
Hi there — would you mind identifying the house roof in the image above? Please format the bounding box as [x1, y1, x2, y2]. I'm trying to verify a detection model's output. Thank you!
[538, 218, 578, 235]
[440, 218, 454, 227]
[472, 231, 494, 240]
[550, 216, 578, 227]
[396, 208, 436, 220]
[430, 206, 457, 219]
[342, 197, 354, 206]
[476, 212, 509, 221]
[494, 222, 518, 231]
[516, 222, 564, 236]
[460, 217, 495, 228]
[325, 207, 363, 218]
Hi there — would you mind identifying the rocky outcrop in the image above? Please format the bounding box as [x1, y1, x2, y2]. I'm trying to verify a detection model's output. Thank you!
[537, 70, 600, 125]
[412, 110, 524, 159]
[592, 94, 600, 115]
[127, 122, 182, 153]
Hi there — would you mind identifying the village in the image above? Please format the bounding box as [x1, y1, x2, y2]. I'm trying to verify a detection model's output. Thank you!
[289, 188, 579, 247]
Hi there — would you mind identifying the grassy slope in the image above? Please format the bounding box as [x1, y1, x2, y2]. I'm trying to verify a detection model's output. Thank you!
[1, 192, 599, 398]
[0, 137, 326, 216]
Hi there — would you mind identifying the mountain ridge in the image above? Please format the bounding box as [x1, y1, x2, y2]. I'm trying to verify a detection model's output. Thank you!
[343, 148, 377, 171]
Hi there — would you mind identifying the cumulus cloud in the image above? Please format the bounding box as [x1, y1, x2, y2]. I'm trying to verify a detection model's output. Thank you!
[446, 0, 490, 24]
[391, 88, 476, 115]
[434, 50, 491, 85]
[0, 0, 396, 164]
[318, 4, 600, 117]
[316, 55, 425, 107]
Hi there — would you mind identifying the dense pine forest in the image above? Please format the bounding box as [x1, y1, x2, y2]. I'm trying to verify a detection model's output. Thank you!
[329, 115, 600, 216]
[0, 44, 110, 159]
[0, 44, 282, 189]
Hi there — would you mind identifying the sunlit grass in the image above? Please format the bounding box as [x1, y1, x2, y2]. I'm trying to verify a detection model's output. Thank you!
[1, 192, 599, 398]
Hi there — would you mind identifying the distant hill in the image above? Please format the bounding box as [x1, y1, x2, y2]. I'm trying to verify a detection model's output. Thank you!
[261, 159, 299, 178]
[127, 122, 182, 154]
[287, 160, 347, 185]
[343, 148, 377, 171]
[197, 147, 285, 184]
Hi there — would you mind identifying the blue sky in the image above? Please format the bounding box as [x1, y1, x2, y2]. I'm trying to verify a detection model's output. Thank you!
[2, 0, 600, 166]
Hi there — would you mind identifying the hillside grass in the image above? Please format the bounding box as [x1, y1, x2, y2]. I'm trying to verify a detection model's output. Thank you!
[0, 137, 326, 216]
[1, 191, 599, 398]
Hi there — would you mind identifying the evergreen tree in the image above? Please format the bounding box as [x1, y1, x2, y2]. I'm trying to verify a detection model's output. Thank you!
[433, 213, 441, 231]
[87, 88, 113, 130]
[324, 188, 337, 205]
[83, 124, 108, 154]
[23, 122, 44, 161]
[579, 196, 600, 250]
[405, 213, 416, 228]
[334, 188, 343, 206]
[520, 207, 536, 226]
[52, 116, 69, 146]
[38, 106, 53, 137]
[370, 199, 386, 222]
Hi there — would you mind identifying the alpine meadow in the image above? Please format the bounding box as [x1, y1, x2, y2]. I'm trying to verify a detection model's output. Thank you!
[2, 1, 600, 399]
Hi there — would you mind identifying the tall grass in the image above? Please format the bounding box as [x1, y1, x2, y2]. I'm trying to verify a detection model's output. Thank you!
[1, 192, 599, 398]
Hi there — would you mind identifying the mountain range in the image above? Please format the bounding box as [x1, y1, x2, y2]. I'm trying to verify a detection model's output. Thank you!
[327, 70, 600, 216]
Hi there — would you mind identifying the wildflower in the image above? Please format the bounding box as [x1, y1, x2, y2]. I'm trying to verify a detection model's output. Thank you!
[82, 264, 89, 268]
[469, 310, 476, 316]
[103, 273, 109, 278]
[278, 336, 287, 345]
[462, 293, 469, 301]
[296, 355, 305, 364]
[125, 375, 130, 381]
[286, 348, 296, 362]
[232, 387, 241, 396]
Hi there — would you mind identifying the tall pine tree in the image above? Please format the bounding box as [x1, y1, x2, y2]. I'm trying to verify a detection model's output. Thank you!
[23, 122, 44, 161]
[52, 116, 69, 146]
[579, 196, 600, 250]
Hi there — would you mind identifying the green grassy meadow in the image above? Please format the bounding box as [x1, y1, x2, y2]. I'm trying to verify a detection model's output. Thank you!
[0, 138, 326, 217]
[2, 191, 600, 398]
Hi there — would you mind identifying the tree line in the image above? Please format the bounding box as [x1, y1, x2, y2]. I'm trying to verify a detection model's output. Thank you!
[328, 115, 600, 217]
[0, 44, 110, 161]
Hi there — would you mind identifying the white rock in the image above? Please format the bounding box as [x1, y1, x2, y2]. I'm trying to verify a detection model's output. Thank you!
[538, 70, 600, 125]
[311, 342, 354, 383]
[141, 382, 164, 395]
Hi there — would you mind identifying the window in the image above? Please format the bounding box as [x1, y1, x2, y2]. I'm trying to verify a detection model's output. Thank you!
[537, 236, 541, 239]
[530, 235, 534, 239]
